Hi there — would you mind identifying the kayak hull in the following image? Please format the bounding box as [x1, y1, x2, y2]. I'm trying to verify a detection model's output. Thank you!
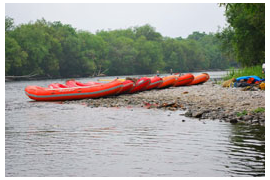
[65, 80, 102, 87]
[25, 80, 123, 101]
[187, 73, 210, 85]
[48, 83, 68, 89]
[174, 73, 194, 87]
[117, 80, 135, 94]
[128, 77, 151, 93]
[146, 76, 163, 90]
[158, 75, 178, 89]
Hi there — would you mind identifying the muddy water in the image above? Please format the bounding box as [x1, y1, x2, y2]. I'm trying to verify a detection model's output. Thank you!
[5, 73, 265, 176]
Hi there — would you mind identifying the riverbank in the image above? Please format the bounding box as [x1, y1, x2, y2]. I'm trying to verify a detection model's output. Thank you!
[64, 81, 265, 125]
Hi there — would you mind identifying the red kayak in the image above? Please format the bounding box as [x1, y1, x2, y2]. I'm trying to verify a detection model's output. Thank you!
[146, 76, 163, 90]
[25, 80, 123, 101]
[128, 77, 151, 93]
[65, 80, 102, 87]
[48, 83, 68, 89]
[117, 80, 135, 94]
[85, 81, 103, 86]
[174, 73, 194, 87]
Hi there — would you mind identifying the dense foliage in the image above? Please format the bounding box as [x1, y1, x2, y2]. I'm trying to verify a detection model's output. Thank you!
[5, 16, 234, 78]
[217, 3, 265, 67]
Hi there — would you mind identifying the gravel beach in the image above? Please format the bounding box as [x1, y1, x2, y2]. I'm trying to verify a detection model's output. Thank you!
[65, 81, 265, 125]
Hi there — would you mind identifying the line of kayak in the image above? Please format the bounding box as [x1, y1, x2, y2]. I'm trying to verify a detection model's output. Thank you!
[25, 73, 210, 101]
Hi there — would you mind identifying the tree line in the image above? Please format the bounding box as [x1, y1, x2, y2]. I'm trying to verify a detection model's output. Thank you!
[217, 3, 265, 67]
[5, 16, 235, 78]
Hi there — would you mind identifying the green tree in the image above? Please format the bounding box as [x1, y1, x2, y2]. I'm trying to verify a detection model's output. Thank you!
[5, 16, 28, 75]
[5, 36, 28, 75]
[106, 36, 138, 75]
[196, 32, 232, 69]
[134, 36, 164, 74]
[48, 21, 83, 77]
[5, 16, 15, 32]
[97, 30, 136, 75]
[187, 31, 207, 41]
[180, 39, 206, 71]
[162, 38, 187, 72]
[134, 24, 162, 42]
[219, 3, 265, 66]
[9, 19, 62, 76]
[5, 16, 237, 78]
[78, 31, 109, 76]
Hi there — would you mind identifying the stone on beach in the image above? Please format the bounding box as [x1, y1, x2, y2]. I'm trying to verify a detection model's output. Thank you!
[65, 81, 265, 125]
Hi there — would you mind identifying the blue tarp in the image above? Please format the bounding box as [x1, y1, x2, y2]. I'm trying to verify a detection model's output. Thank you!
[236, 76, 264, 82]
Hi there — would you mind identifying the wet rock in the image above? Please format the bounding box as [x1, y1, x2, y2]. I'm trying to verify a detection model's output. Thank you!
[192, 109, 210, 118]
[230, 119, 238, 124]
[242, 115, 253, 121]
[184, 110, 192, 117]
[192, 111, 204, 118]
[252, 120, 260, 125]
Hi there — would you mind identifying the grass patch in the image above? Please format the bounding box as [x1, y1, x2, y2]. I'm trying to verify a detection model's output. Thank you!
[236, 108, 265, 117]
[236, 110, 248, 117]
[253, 107, 265, 113]
[223, 65, 265, 81]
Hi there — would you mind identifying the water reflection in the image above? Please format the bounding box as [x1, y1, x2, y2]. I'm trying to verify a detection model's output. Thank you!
[226, 124, 265, 176]
[5, 105, 265, 177]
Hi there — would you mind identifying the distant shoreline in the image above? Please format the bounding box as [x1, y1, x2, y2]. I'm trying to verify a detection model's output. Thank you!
[5, 69, 228, 82]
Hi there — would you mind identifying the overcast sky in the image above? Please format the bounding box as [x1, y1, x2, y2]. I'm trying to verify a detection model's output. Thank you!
[5, 3, 227, 38]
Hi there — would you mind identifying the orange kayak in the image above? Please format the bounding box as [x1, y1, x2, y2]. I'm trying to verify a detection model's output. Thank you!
[25, 80, 123, 101]
[157, 75, 178, 89]
[187, 73, 210, 85]
[174, 73, 194, 87]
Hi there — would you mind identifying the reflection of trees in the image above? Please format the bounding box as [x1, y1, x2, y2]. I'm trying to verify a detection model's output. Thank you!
[228, 124, 265, 176]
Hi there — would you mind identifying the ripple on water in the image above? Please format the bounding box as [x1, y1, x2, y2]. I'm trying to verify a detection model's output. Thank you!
[5, 79, 265, 177]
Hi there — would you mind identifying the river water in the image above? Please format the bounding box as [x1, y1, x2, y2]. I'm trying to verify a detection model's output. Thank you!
[5, 71, 265, 177]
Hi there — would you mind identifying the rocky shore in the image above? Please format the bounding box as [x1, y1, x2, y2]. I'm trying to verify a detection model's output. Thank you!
[65, 81, 265, 125]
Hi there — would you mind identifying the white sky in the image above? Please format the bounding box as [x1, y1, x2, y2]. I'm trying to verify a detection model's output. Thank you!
[5, 3, 227, 38]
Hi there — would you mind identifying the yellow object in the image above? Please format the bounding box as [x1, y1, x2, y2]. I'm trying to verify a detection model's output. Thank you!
[222, 78, 236, 88]
[259, 82, 265, 90]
